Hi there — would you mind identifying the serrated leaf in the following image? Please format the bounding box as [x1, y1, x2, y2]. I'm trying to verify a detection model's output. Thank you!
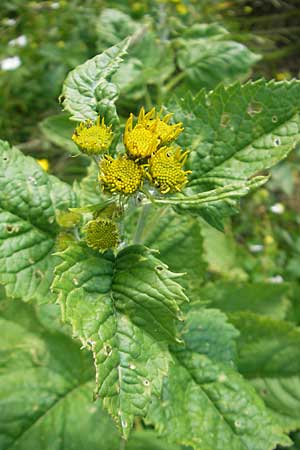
[147, 308, 291, 450]
[0, 141, 76, 303]
[176, 23, 260, 90]
[60, 38, 130, 125]
[169, 80, 300, 227]
[39, 113, 79, 154]
[172, 80, 300, 189]
[52, 243, 187, 437]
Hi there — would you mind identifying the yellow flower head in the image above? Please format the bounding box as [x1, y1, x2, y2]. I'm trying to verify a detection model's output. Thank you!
[124, 112, 159, 159]
[72, 116, 113, 155]
[147, 146, 191, 194]
[138, 107, 183, 146]
[84, 218, 119, 253]
[99, 155, 143, 195]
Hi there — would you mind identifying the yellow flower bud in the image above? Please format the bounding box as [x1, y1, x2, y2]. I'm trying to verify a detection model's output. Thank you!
[99, 155, 143, 195]
[56, 210, 81, 228]
[72, 117, 113, 155]
[84, 218, 119, 252]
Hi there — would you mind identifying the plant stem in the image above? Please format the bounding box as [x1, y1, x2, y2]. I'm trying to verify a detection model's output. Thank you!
[133, 203, 152, 245]
[119, 438, 126, 450]
[163, 71, 186, 94]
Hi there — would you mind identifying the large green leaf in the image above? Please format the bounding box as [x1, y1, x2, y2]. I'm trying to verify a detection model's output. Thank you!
[52, 243, 187, 437]
[230, 312, 300, 378]
[0, 295, 181, 450]
[0, 141, 76, 303]
[60, 38, 130, 125]
[170, 80, 300, 227]
[0, 298, 120, 450]
[175, 23, 260, 90]
[230, 312, 300, 433]
[137, 205, 207, 297]
[200, 281, 293, 320]
[173, 80, 300, 189]
[147, 308, 291, 450]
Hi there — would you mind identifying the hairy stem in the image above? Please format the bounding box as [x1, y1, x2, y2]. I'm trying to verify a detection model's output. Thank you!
[133, 203, 152, 244]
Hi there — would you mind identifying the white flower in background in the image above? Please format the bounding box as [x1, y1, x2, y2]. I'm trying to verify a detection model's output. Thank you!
[249, 244, 264, 253]
[8, 35, 27, 47]
[3, 18, 16, 26]
[50, 2, 60, 9]
[270, 203, 285, 214]
[268, 275, 284, 284]
[0, 56, 21, 71]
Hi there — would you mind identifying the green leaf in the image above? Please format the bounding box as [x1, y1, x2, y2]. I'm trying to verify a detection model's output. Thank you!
[170, 80, 300, 227]
[0, 297, 121, 450]
[39, 113, 79, 154]
[0, 141, 76, 303]
[175, 23, 260, 90]
[97, 9, 139, 51]
[52, 243, 187, 437]
[251, 376, 300, 433]
[147, 308, 289, 450]
[96, 10, 174, 107]
[173, 80, 300, 189]
[137, 205, 207, 297]
[230, 312, 300, 378]
[200, 281, 293, 320]
[230, 312, 300, 433]
[60, 38, 130, 125]
[127, 430, 181, 450]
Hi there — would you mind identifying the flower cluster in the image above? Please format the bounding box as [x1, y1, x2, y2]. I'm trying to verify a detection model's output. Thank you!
[71, 108, 191, 253]
[72, 107, 190, 196]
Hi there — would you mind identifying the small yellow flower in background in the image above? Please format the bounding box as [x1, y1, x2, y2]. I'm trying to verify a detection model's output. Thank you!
[84, 218, 119, 252]
[276, 72, 291, 81]
[264, 235, 275, 246]
[72, 116, 113, 155]
[37, 158, 49, 171]
[176, 3, 188, 14]
[124, 112, 159, 159]
[147, 146, 191, 194]
[99, 155, 143, 195]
